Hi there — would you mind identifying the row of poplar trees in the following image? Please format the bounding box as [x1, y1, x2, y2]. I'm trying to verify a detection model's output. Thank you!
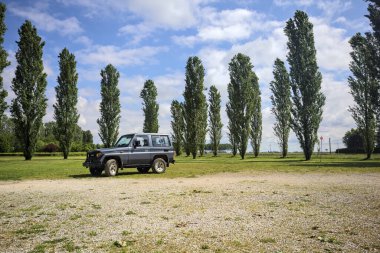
[0, 3, 127, 159]
[170, 56, 224, 159]
[170, 10, 326, 161]
[347, 0, 380, 159]
[170, 54, 261, 159]
[0, 4, 83, 160]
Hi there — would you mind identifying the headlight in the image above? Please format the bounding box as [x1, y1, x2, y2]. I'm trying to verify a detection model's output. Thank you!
[96, 152, 103, 158]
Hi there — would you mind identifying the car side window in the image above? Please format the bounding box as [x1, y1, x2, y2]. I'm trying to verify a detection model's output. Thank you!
[152, 135, 170, 147]
[135, 135, 149, 147]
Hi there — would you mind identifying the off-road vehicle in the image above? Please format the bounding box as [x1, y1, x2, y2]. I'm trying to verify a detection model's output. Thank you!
[83, 133, 175, 176]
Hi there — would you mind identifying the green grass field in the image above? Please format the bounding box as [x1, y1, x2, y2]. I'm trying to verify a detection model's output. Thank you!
[0, 153, 379, 181]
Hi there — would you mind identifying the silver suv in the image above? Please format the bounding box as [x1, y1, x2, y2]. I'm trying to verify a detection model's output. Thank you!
[83, 133, 175, 176]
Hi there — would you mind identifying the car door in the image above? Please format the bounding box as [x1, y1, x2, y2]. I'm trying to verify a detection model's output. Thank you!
[151, 135, 171, 159]
[129, 135, 151, 166]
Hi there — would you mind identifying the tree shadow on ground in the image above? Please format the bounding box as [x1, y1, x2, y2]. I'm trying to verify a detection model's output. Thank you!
[292, 161, 380, 168]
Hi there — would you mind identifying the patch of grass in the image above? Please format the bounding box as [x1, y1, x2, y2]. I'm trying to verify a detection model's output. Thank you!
[21, 205, 42, 212]
[28, 244, 46, 253]
[28, 238, 68, 253]
[15, 223, 46, 236]
[0, 153, 379, 181]
[91, 204, 102, 209]
[43, 237, 67, 244]
[63, 241, 79, 252]
[122, 230, 132, 236]
[192, 189, 212, 194]
[88, 231, 97, 236]
[57, 203, 69, 211]
[69, 214, 81, 220]
[201, 244, 210, 250]
[126, 210, 136, 215]
[259, 237, 276, 243]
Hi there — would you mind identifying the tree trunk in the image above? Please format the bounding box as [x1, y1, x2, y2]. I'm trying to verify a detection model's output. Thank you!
[282, 142, 287, 158]
[254, 147, 259, 157]
[304, 148, 312, 160]
[24, 144, 33, 160]
[24, 150, 32, 160]
[232, 144, 237, 156]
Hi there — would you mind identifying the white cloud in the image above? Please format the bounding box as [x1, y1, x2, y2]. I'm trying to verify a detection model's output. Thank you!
[173, 8, 283, 46]
[312, 17, 351, 71]
[126, 0, 201, 29]
[9, 5, 82, 36]
[61, 0, 203, 28]
[76, 45, 167, 67]
[76, 96, 101, 139]
[61, 0, 206, 44]
[118, 23, 153, 44]
[334, 16, 369, 31]
[273, 0, 314, 7]
[74, 36, 93, 47]
[316, 0, 352, 18]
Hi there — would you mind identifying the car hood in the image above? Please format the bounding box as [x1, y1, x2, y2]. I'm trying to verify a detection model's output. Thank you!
[90, 147, 131, 154]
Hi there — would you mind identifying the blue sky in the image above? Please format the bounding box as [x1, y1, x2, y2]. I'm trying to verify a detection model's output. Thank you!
[2, 0, 370, 152]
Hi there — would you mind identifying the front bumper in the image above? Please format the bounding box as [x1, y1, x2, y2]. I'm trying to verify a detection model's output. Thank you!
[83, 160, 102, 169]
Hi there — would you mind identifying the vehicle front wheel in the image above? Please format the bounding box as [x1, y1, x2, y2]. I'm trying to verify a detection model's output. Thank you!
[105, 159, 118, 176]
[152, 158, 166, 174]
[137, 167, 150, 173]
[90, 167, 102, 177]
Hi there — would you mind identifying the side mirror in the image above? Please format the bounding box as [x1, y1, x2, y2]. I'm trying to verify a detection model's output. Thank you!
[133, 140, 139, 149]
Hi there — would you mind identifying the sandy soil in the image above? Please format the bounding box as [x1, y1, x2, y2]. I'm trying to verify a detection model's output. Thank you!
[0, 172, 379, 252]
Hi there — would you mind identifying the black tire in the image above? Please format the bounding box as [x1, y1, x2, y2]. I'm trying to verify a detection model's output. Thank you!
[137, 167, 150, 173]
[104, 159, 118, 177]
[152, 158, 166, 174]
[89, 167, 102, 177]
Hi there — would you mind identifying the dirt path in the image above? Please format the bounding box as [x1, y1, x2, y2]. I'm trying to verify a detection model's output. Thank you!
[0, 172, 379, 252]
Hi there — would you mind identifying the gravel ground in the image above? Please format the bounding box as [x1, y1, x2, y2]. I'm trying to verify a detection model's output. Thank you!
[0, 172, 379, 253]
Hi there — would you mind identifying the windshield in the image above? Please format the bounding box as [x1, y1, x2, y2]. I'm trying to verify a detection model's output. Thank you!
[114, 134, 134, 147]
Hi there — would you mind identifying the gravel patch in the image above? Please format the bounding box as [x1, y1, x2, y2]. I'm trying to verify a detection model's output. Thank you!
[0, 172, 379, 252]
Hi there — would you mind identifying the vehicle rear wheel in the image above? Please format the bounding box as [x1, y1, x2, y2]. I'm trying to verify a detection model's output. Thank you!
[137, 167, 150, 173]
[105, 159, 118, 176]
[89, 167, 102, 177]
[152, 158, 166, 174]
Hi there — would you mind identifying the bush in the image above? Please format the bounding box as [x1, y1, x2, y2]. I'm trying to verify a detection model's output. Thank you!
[336, 147, 380, 154]
[44, 143, 59, 153]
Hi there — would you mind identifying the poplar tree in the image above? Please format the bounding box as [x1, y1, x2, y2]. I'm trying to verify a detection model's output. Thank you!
[170, 100, 184, 155]
[183, 56, 206, 159]
[284, 10, 325, 161]
[53, 48, 79, 159]
[10, 20, 47, 160]
[226, 53, 256, 159]
[198, 99, 208, 156]
[140, 79, 159, 133]
[228, 130, 237, 156]
[365, 0, 380, 146]
[208, 85, 223, 156]
[270, 58, 291, 158]
[97, 64, 121, 148]
[0, 3, 9, 127]
[251, 77, 262, 157]
[348, 33, 377, 159]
